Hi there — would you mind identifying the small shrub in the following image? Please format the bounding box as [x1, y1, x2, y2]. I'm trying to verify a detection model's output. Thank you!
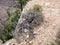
[14, 4, 44, 44]
[15, 0, 29, 11]
[0, 0, 29, 43]
[0, 8, 20, 43]
[22, 4, 43, 26]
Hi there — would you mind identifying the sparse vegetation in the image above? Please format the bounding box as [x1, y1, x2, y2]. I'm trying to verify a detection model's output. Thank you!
[14, 0, 29, 11]
[22, 4, 43, 27]
[0, 7, 20, 43]
[0, 0, 29, 43]
[14, 4, 43, 44]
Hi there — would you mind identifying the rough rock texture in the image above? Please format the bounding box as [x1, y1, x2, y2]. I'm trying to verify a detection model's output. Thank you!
[1, 0, 60, 45]
[15, 0, 60, 45]
[2, 39, 18, 45]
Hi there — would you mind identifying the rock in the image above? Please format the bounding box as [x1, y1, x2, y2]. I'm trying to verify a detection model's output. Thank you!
[0, 0, 60, 45]
[3, 39, 18, 45]
[14, 0, 60, 45]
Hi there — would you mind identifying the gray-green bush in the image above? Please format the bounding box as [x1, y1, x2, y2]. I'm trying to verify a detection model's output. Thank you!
[0, 0, 29, 43]
[14, 4, 44, 44]
[0, 8, 20, 43]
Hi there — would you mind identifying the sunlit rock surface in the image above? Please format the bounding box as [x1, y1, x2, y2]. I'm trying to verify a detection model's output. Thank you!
[0, 0, 60, 45]
[15, 0, 60, 45]
[2, 39, 18, 45]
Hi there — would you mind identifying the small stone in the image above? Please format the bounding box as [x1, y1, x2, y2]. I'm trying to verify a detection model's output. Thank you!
[24, 29, 28, 32]
[26, 35, 29, 38]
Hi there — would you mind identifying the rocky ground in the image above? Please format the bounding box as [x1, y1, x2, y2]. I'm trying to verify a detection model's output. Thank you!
[0, 0, 60, 45]
[16, 0, 60, 45]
